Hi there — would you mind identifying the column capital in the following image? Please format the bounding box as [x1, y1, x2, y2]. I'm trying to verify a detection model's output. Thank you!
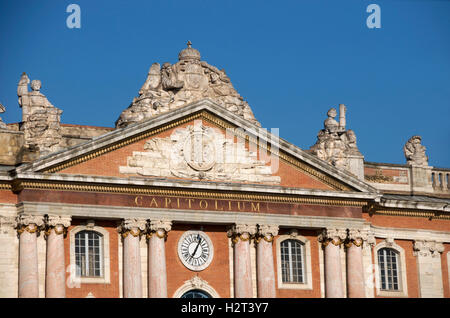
[45, 215, 72, 236]
[15, 214, 45, 235]
[118, 218, 147, 238]
[318, 228, 347, 247]
[147, 219, 172, 240]
[346, 229, 375, 248]
[413, 240, 445, 258]
[255, 224, 279, 244]
[227, 224, 257, 245]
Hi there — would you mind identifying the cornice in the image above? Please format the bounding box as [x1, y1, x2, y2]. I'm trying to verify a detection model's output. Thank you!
[14, 179, 368, 207]
[370, 208, 450, 220]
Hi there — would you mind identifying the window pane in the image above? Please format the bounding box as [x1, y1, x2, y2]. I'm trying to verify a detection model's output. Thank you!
[280, 239, 304, 283]
[75, 230, 103, 277]
[378, 248, 400, 291]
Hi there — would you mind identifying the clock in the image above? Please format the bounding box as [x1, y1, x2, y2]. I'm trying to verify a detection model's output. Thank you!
[178, 230, 214, 271]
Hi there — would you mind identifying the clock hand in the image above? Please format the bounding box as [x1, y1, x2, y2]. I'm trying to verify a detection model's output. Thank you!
[192, 234, 202, 257]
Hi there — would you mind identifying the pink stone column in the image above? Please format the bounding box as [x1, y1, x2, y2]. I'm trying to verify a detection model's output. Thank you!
[45, 215, 71, 298]
[119, 218, 147, 298]
[346, 229, 368, 298]
[319, 228, 347, 298]
[17, 214, 44, 298]
[147, 220, 172, 298]
[255, 225, 278, 298]
[228, 224, 257, 298]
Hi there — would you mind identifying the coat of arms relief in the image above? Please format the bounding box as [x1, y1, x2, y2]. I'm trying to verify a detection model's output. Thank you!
[119, 121, 280, 184]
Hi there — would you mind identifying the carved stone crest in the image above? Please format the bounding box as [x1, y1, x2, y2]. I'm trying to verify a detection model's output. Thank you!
[119, 120, 280, 184]
[183, 125, 216, 171]
[116, 42, 260, 128]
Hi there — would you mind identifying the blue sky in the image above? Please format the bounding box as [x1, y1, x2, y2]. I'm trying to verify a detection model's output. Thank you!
[1, 0, 449, 167]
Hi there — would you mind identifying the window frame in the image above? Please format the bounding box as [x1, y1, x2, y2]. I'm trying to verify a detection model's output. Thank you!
[70, 225, 111, 284]
[373, 240, 408, 297]
[280, 239, 306, 284]
[173, 277, 220, 298]
[75, 230, 104, 278]
[276, 234, 313, 290]
[377, 247, 400, 292]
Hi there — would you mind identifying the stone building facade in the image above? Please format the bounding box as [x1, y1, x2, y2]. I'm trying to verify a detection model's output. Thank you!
[0, 43, 449, 298]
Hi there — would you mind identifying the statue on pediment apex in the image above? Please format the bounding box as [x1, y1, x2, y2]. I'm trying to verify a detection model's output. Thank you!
[115, 42, 260, 128]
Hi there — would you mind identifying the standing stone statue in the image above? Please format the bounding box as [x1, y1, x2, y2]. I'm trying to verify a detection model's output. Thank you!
[404, 136, 429, 166]
[17, 73, 63, 156]
[309, 105, 364, 179]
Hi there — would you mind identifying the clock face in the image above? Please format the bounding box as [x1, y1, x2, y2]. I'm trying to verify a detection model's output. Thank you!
[178, 231, 214, 271]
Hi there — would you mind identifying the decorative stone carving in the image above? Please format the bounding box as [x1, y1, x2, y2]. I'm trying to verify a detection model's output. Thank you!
[15, 214, 45, 234]
[115, 42, 260, 128]
[384, 236, 395, 247]
[255, 224, 279, 243]
[117, 218, 147, 238]
[0, 103, 7, 129]
[365, 169, 394, 183]
[186, 276, 208, 290]
[119, 120, 280, 184]
[147, 219, 172, 240]
[346, 229, 374, 247]
[173, 276, 220, 298]
[404, 136, 429, 166]
[413, 240, 445, 258]
[17, 73, 63, 156]
[0, 216, 14, 234]
[227, 224, 257, 244]
[318, 228, 347, 247]
[310, 105, 364, 178]
[45, 215, 72, 236]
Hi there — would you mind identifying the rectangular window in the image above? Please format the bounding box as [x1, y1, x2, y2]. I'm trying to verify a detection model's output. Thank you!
[75, 231, 103, 277]
[281, 240, 305, 283]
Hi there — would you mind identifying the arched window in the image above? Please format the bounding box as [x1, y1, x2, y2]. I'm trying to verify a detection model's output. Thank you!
[75, 230, 103, 277]
[377, 248, 400, 291]
[181, 289, 211, 298]
[280, 239, 305, 284]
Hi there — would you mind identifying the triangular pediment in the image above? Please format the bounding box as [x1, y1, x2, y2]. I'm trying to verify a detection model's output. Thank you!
[16, 99, 377, 193]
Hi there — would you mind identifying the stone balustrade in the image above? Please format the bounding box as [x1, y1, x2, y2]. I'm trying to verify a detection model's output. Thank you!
[431, 169, 450, 192]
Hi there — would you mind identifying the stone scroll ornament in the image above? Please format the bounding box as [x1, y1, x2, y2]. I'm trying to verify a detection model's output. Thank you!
[403, 135, 429, 166]
[309, 104, 362, 171]
[115, 41, 260, 128]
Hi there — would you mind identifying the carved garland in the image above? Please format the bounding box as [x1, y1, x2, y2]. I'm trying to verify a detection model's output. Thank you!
[254, 235, 275, 244]
[120, 228, 143, 239]
[146, 230, 167, 240]
[321, 238, 344, 247]
[344, 239, 363, 248]
[16, 224, 40, 235]
[44, 226, 67, 237]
